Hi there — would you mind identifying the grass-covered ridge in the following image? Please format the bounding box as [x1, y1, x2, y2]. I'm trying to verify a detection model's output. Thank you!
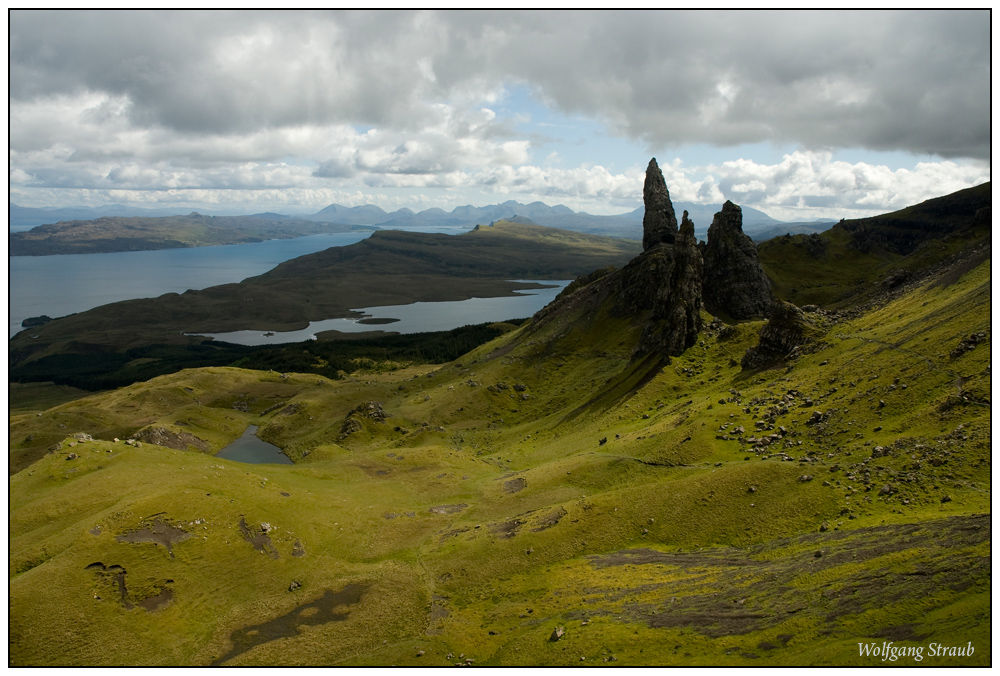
[9, 222, 990, 666]
[759, 181, 990, 309]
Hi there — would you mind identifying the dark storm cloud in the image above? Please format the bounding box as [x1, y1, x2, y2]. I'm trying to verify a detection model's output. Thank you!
[11, 10, 989, 159]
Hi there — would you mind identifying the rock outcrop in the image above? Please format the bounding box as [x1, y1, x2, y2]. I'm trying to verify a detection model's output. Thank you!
[641, 158, 679, 251]
[741, 301, 817, 370]
[134, 426, 209, 452]
[338, 401, 388, 440]
[701, 200, 774, 319]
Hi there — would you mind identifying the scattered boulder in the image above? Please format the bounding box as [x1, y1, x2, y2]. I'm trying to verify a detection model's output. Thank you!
[549, 626, 566, 642]
[951, 331, 987, 359]
[881, 269, 912, 289]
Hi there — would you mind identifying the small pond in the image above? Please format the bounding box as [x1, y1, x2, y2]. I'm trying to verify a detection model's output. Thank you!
[216, 425, 293, 465]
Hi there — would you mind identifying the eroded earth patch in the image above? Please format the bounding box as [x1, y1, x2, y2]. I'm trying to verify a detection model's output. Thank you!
[211, 583, 367, 665]
[115, 516, 192, 558]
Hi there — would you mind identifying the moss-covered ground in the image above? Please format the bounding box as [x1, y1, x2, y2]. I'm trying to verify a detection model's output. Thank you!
[8, 250, 990, 666]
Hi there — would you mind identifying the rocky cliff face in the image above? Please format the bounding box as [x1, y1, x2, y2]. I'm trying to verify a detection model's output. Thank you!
[701, 200, 774, 319]
[641, 158, 679, 251]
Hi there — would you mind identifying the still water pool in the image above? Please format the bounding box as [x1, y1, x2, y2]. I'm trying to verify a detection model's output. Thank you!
[193, 280, 570, 346]
[216, 425, 292, 465]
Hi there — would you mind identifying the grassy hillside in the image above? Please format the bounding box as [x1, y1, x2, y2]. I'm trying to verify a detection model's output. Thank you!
[758, 182, 990, 310]
[9, 213, 369, 255]
[9, 228, 990, 665]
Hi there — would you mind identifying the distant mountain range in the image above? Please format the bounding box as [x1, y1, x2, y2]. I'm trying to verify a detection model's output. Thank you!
[10, 200, 835, 242]
[300, 199, 831, 241]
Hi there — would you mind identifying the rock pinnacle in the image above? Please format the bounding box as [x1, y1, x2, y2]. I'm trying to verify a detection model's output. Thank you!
[642, 158, 678, 251]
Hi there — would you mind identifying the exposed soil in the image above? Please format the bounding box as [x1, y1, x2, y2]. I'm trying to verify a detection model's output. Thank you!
[429, 504, 468, 515]
[491, 520, 523, 540]
[138, 588, 174, 612]
[86, 562, 173, 612]
[86, 562, 133, 609]
[503, 477, 527, 494]
[586, 514, 989, 639]
[292, 540, 306, 558]
[238, 517, 279, 559]
[115, 517, 192, 558]
[531, 507, 567, 532]
[211, 583, 367, 666]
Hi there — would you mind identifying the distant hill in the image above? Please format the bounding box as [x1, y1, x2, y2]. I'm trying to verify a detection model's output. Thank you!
[9, 203, 245, 229]
[747, 220, 836, 242]
[9, 213, 370, 256]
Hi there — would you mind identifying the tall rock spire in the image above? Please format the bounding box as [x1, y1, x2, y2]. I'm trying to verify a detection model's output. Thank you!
[612, 168, 703, 358]
[642, 158, 678, 251]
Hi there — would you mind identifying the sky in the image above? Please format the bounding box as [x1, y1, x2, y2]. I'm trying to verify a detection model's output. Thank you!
[8, 9, 992, 222]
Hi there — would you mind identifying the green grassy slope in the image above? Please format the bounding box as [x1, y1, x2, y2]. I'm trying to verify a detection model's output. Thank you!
[9, 241, 989, 665]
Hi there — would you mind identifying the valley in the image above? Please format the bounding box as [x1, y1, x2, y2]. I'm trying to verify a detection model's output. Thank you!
[8, 167, 991, 666]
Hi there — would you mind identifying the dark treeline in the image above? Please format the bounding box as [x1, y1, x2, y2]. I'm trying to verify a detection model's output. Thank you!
[10, 320, 525, 391]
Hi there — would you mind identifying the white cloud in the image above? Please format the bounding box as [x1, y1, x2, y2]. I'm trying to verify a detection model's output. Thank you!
[704, 151, 990, 220]
[8, 10, 989, 220]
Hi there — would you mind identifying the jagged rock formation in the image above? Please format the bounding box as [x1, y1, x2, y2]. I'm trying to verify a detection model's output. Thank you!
[641, 158, 679, 251]
[701, 200, 774, 320]
[741, 301, 817, 370]
[533, 159, 704, 360]
[606, 163, 704, 356]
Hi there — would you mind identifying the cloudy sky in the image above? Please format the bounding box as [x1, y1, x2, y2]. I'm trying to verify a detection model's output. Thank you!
[9, 10, 991, 221]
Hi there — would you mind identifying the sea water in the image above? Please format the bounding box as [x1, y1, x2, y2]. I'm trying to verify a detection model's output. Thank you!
[8, 227, 468, 337]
